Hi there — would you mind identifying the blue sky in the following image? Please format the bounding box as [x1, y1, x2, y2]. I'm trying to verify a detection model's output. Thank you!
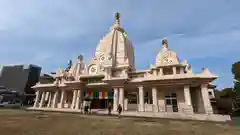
[0, 0, 239, 89]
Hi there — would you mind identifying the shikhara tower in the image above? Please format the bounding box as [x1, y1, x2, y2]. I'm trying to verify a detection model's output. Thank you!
[88, 12, 135, 78]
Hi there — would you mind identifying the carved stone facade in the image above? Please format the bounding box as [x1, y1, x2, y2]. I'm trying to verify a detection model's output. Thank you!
[30, 13, 231, 122]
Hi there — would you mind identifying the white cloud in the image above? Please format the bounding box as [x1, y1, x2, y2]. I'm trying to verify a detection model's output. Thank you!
[137, 30, 240, 60]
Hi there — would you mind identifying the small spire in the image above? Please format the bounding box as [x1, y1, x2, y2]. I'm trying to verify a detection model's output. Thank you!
[77, 55, 83, 62]
[162, 38, 168, 48]
[115, 12, 120, 24]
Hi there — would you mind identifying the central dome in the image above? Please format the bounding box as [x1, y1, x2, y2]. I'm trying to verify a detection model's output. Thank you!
[95, 12, 135, 69]
[155, 39, 180, 66]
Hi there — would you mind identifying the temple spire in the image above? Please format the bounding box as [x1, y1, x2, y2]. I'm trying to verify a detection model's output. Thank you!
[115, 12, 120, 25]
[162, 38, 168, 48]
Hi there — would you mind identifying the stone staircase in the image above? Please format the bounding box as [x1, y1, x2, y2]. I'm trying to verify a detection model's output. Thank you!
[180, 105, 194, 114]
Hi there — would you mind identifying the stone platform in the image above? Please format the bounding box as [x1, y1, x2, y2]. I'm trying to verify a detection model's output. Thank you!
[27, 107, 231, 122]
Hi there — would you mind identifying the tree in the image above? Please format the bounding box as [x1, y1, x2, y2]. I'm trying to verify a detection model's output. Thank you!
[232, 61, 240, 81]
[220, 88, 236, 98]
[233, 81, 240, 97]
[232, 61, 240, 96]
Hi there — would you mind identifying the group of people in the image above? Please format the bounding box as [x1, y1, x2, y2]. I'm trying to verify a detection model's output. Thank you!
[108, 103, 123, 117]
[82, 101, 123, 117]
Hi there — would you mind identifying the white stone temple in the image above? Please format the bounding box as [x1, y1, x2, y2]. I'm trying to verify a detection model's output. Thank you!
[30, 13, 231, 122]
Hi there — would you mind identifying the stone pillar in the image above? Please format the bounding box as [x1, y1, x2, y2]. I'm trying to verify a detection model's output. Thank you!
[124, 98, 128, 111]
[138, 86, 144, 112]
[75, 90, 82, 109]
[47, 92, 52, 108]
[60, 90, 66, 108]
[180, 67, 184, 74]
[201, 84, 213, 114]
[33, 90, 40, 108]
[118, 87, 124, 110]
[71, 90, 77, 109]
[184, 85, 192, 106]
[104, 68, 111, 80]
[183, 85, 193, 113]
[39, 91, 46, 108]
[152, 87, 158, 112]
[153, 70, 157, 76]
[113, 88, 119, 111]
[159, 68, 163, 76]
[45, 92, 49, 101]
[173, 67, 176, 74]
[104, 68, 109, 80]
[52, 91, 59, 108]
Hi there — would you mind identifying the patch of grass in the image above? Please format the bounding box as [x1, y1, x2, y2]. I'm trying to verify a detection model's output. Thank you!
[0, 109, 239, 135]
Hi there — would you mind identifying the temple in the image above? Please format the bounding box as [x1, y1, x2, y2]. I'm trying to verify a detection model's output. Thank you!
[30, 13, 231, 121]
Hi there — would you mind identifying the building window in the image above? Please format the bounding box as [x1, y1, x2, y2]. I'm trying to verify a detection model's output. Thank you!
[165, 98, 171, 105]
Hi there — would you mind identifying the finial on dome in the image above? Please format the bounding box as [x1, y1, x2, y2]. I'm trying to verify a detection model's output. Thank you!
[77, 54, 83, 61]
[162, 38, 168, 48]
[115, 12, 120, 24]
[115, 12, 120, 20]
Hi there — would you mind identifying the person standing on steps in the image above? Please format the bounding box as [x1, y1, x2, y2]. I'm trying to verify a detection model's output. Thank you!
[117, 104, 122, 118]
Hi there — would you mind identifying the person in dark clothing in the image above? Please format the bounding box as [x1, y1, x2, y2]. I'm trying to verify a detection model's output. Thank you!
[108, 103, 112, 115]
[84, 105, 89, 114]
[117, 104, 122, 117]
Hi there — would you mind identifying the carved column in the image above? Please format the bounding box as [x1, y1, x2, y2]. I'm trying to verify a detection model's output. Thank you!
[71, 90, 77, 109]
[159, 68, 163, 76]
[138, 86, 144, 112]
[118, 87, 124, 111]
[52, 91, 59, 108]
[201, 84, 213, 114]
[152, 87, 158, 112]
[184, 85, 192, 106]
[60, 90, 66, 108]
[47, 92, 52, 108]
[183, 85, 193, 113]
[113, 88, 119, 111]
[153, 70, 157, 76]
[33, 90, 40, 108]
[39, 91, 46, 108]
[180, 67, 184, 74]
[173, 67, 176, 74]
[75, 90, 82, 109]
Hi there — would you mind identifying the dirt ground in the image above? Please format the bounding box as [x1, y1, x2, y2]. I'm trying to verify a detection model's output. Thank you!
[0, 109, 239, 135]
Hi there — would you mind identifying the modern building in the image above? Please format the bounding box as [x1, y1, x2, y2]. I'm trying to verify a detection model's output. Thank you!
[39, 74, 54, 84]
[31, 13, 230, 121]
[0, 64, 41, 104]
[0, 86, 22, 106]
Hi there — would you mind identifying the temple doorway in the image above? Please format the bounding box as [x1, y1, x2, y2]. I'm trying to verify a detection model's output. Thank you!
[127, 92, 138, 111]
[83, 91, 113, 109]
[90, 99, 113, 109]
[164, 91, 178, 112]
